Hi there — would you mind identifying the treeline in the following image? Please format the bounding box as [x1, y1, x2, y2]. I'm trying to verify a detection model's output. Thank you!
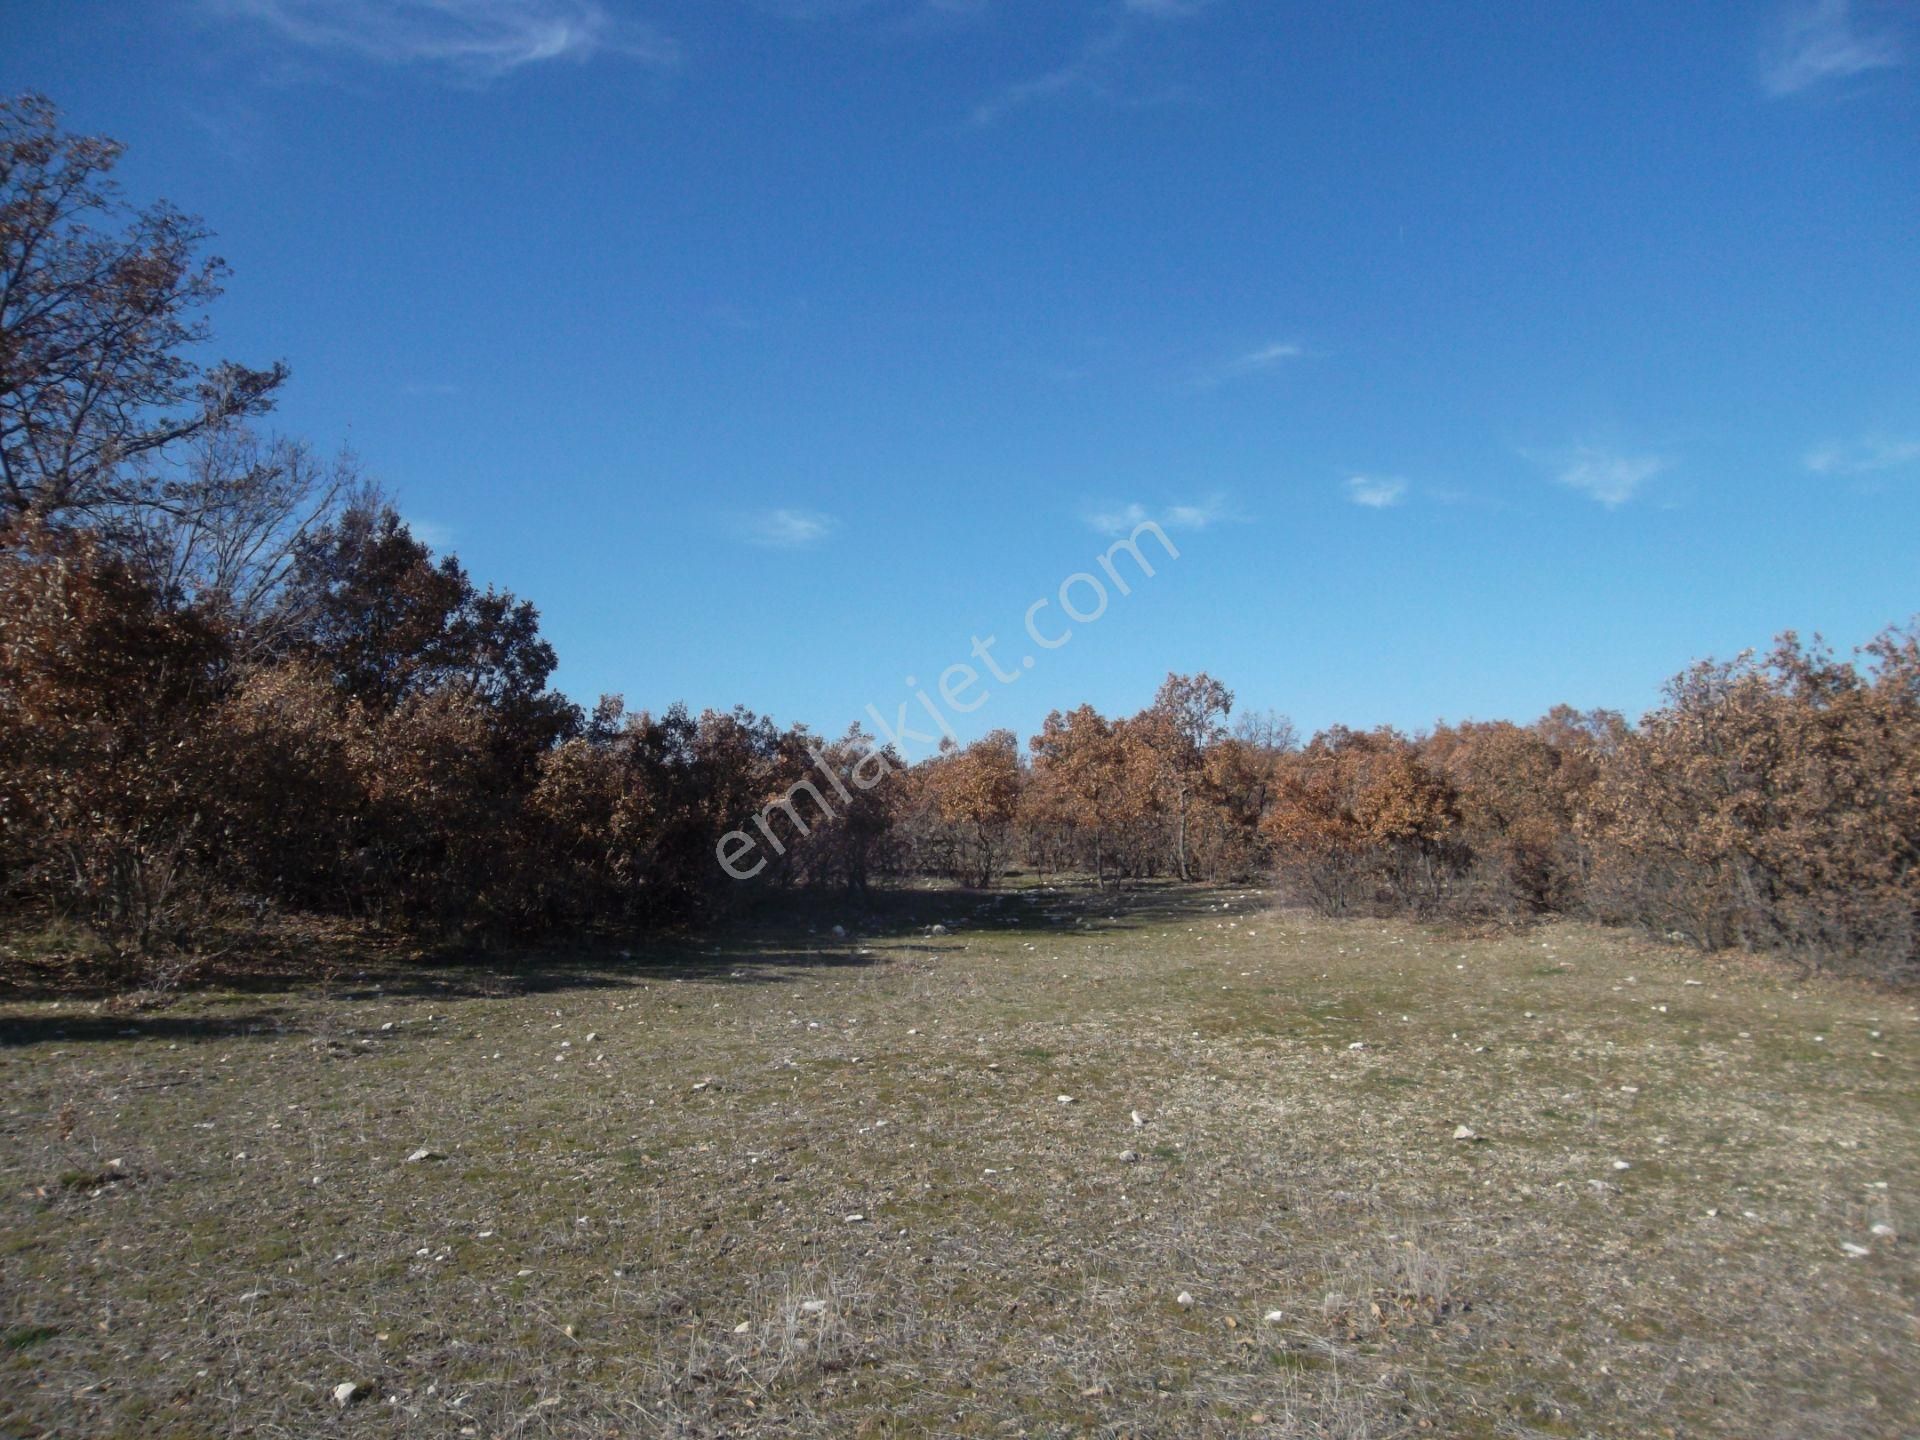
[0, 505, 895, 946]
[3, 96, 1917, 985]
[6, 503, 1916, 985]
[1260, 649, 1920, 982]
[909, 645, 1920, 986]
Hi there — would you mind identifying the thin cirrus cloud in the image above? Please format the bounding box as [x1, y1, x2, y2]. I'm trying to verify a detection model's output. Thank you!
[208, 0, 679, 79]
[739, 508, 840, 549]
[969, 0, 1215, 126]
[1193, 340, 1306, 388]
[1533, 445, 1669, 508]
[1083, 494, 1232, 538]
[1804, 435, 1920, 475]
[403, 516, 455, 551]
[1344, 475, 1407, 509]
[1759, 0, 1904, 96]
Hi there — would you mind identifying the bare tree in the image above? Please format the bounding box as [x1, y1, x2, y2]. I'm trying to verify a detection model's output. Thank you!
[1144, 672, 1234, 880]
[0, 94, 286, 522]
[1233, 707, 1298, 755]
[110, 427, 370, 657]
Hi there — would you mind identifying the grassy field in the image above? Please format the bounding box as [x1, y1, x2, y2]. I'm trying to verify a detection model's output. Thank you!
[2, 882, 1915, 1438]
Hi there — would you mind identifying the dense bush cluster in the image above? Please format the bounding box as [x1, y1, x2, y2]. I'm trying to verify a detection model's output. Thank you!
[6, 510, 1912, 983]
[3, 96, 1915, 985]
[1255, 644, 1920, 981]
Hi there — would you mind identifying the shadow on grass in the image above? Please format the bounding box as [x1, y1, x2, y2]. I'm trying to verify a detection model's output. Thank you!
[0, 880, 1253, 1027]
[342, 935, 909, 1003]
[0, 1009, 300, 1048]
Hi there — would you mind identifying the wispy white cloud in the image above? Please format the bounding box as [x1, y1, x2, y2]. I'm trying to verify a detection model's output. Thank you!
[970, 25, 1128, 125]
[1164, 496, 1231, 528]
[1193, 340, 1306, 387]
[1232, 341, 1304, 370]
[1534, 445, 1669, 507]
[404, 515, 455, 550]
[740, 508, 839, 549]
[760, 0, 987, 23]
[1804, 434, 1920, 474]
[1344, 475, 1407, 509]
[1084, 493, 1231, 537]
[185, 98, 272, 166]
[970, 0, 1212, 126]
[1760, 0, 1904, 96]
[211, 0, 678, 78]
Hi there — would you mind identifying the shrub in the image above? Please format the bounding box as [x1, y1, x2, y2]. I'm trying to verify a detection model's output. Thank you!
[0, 523, 227, 963]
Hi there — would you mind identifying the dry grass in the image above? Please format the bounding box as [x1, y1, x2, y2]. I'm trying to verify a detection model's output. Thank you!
[2, 881, 1915, 1437]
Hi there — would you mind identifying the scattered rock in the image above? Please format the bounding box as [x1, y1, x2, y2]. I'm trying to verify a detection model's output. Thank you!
[1119, 1149, 1140, 1163]
[331, 1381, 367, 1408]
[1131, 1110, 1146, 1127]
[733, 1321, 751, 1334]
[1841, 1242, 1872, 1258]
[1870, 1223, 1896, 1238]
[1453, 1125, 1477, 1141]
[1056, 1095, 1075, 1105]
[404, 1148, 443, 1164]
[1263, 1309, 1285, 1325]
[1612, 1160, 1631, 1171]
[1176, 1291, 1195, 1308]
[844, 1213, 866, 1223]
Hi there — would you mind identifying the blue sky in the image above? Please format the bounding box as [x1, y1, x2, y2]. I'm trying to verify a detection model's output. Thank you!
[6, 0, 1917, 750]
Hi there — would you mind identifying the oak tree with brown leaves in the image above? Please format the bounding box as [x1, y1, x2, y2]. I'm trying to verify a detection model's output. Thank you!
[0, 96, 286, 523]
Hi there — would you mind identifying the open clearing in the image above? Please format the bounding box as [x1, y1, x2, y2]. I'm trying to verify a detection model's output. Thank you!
[3, 883, 1916, 1438]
